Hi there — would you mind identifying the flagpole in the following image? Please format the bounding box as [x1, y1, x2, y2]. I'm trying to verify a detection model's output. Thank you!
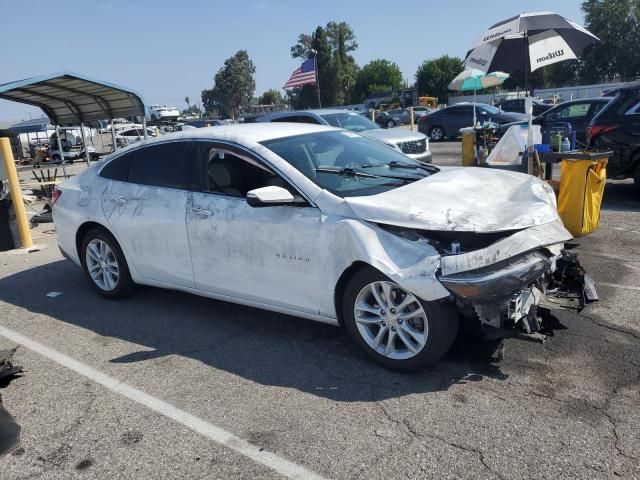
[311, 49, 321, 108]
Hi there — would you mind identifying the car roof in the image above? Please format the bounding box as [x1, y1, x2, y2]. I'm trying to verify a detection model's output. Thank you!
[135, 122, 340, 144]
[550, 97, 609, 106]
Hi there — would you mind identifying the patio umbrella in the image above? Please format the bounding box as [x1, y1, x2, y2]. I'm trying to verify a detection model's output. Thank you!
[464, 11, 599, 93]
[448, 69, 510, 125]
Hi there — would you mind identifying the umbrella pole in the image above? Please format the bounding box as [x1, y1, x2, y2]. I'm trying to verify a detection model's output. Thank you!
[523, 31, 529, 96]
[473, 89, 477, 126]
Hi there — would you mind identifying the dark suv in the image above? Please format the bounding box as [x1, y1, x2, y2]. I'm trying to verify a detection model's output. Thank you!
[588, 82, 640, 189]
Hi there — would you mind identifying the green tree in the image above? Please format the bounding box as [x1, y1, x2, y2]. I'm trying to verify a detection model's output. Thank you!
[201, 88, 217, 115]
[353, 59, 403, 101]
[259, 89, 284, 105]
[415, 56, 463, 103]
[205, 50, 256, 119]
[579, 0, 640, 82]
[326, 21, 359, 104]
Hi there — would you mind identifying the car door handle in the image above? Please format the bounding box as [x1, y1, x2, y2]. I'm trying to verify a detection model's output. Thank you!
[190, 207, 213, 218]
[113, 195, 129, 206]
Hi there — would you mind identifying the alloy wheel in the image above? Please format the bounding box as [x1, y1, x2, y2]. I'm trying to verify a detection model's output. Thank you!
[85, 239, 119, 291]
[353, 281, 428, 360]
[430, 127, 444, 141]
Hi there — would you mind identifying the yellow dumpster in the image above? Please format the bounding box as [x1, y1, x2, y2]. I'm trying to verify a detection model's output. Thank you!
[460, 127, 476, 166]
[557, 152, 609, 237]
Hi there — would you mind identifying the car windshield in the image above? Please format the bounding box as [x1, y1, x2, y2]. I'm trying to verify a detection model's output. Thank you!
[320, 112, 379, 132]
[261, 130, 436, 197]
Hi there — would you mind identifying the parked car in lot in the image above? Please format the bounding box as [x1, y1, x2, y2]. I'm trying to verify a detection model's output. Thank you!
[499, 98, 610, 146]
[386, 107, 432, 125]
[588, 82, 640, 189]
[495, 98, 552, 116]
[148, 104, 180, 122]
[418, 103, 526, 141]
[375, 110, 403, 128]
[53, 123, 594, 371]
[115, 127, 158, 146]
[184, 119, 224, 128]
[258, 109, 432, 164]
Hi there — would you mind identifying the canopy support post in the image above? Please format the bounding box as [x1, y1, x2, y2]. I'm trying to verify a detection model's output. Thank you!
[142, 116, 148, 139]
[80, 122, 90, 167]
[110, 119, 117, 152]
[54, 125, 67, 177]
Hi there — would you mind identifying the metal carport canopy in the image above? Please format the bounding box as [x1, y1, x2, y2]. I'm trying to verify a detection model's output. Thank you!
[0, 71, 146, 125]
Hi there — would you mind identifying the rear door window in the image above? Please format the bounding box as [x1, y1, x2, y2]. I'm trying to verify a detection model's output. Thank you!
[127, 142, 196, 190]
[100, 153, 132, 182]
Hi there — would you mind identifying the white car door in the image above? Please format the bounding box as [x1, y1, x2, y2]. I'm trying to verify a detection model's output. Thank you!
[100, 140, 197, 288]
[186, 142, 324, 314]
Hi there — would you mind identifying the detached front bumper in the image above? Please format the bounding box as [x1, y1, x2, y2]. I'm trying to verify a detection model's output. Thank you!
[439, 247, 597, 336]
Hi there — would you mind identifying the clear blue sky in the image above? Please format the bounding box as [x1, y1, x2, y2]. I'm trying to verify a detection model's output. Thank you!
[0, 0, 584, 122]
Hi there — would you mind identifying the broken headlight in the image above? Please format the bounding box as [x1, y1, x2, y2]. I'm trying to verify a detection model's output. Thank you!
[438, 252, 551, 301]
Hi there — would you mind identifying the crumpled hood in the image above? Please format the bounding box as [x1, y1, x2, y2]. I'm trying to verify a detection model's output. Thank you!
[344, 167, 560, 232]
[360, 128, 426, 144]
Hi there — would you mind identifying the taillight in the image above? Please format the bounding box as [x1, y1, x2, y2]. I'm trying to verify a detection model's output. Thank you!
[587, 124, 618, 140]
[51, 188, 62, 205]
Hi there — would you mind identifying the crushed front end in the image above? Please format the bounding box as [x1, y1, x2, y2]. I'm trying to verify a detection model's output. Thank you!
[437, 232, 597, 342]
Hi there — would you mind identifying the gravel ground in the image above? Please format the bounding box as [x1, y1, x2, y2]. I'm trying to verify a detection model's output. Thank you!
[1, 136, 639, 479]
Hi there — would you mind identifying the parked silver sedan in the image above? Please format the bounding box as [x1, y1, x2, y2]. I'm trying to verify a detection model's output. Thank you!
[52, 123, 595, 371]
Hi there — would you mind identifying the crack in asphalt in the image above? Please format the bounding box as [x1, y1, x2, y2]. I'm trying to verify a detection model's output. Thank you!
[579, 313, 640, 341]
[375, 403, 506, 480]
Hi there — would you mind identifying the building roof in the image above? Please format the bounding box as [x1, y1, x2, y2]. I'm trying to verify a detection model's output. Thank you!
[0, 71, 146, 126]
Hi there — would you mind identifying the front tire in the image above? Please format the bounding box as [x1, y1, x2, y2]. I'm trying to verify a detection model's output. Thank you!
[342, 268, 458, 372]
[429, 126, 445, 142]
[386, 119, 396, 128]
[80, 228, 134, 299]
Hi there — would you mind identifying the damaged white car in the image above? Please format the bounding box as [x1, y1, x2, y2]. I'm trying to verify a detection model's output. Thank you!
[52, 124, 596, 371]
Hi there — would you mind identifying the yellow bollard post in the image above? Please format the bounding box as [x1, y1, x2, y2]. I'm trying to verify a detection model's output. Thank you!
[371, 109, 375, 123]
[409, 106, 415, 131]
[0, 137, 33, 248]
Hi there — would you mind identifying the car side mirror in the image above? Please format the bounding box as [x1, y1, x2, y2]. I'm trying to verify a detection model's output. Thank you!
[246, 186, 296, 208]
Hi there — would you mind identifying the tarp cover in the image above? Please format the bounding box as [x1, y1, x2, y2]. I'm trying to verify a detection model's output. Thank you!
[0, 72, 146, 126]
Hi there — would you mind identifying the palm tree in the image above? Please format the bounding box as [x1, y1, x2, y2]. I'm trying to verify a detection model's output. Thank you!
[185, 96, 190, 109]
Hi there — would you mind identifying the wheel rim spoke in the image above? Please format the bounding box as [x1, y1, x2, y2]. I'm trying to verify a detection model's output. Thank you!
[356, 315, 383, 325]
[399, 323, 426, 349]
[355, 302, 382, 316]
[384, 330, 396, 355]
[371, 325, 388, 350]
[369, 284, 387, 310]
[395, 328, 419, 354]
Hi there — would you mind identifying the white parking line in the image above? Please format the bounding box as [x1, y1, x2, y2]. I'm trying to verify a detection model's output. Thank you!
[0, 325, 329, 480]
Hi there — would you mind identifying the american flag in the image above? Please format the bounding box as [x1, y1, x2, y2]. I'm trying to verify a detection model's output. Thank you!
[283, 58, 317, 89]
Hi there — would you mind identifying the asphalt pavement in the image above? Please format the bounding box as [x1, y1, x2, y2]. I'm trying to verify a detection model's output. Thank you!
[0, 139, 639, 479]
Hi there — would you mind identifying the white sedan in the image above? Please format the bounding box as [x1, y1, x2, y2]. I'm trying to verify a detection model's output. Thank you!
[52, 123, 595, 371]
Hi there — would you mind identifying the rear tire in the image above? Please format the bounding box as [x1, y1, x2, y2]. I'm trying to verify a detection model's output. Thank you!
[342, 268, 458, 372]
[387, 119, 396, 128]
[80, 228, 135, 299]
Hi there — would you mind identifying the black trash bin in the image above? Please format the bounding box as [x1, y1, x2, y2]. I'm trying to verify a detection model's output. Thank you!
[0, 199, 17, 252]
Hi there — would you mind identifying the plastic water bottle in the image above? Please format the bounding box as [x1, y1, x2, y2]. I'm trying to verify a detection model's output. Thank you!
[561, 137, 571, 152]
